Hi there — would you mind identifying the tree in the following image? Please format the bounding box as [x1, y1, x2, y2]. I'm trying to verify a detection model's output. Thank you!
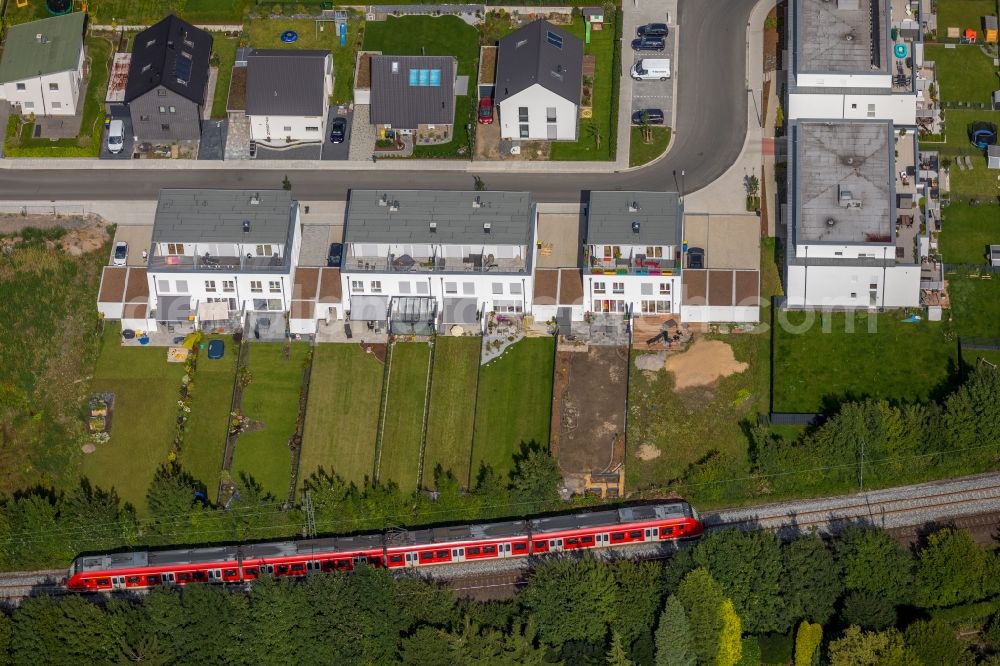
[60, 479, 138, 553]
[715, 600, 742, 666]
[400, 626, 455, 666]
[509, 443, 561, 504]
[638, 111, 653, 144]
[473, 175, 487, 191]
[0, 612, 11, 666]
[521, 558, 617, 647]
[12, 596, 113, 665]
[693, 530, 790, 634]
[282, 174, 292, 190]
[794, 621, 822, 666]
[676, 568, 726, 665]
[828, 627, 918, 666]
[611, 560, 664, 647]
[587, 123, 603, 150]
[904, 619, 974, 666]
[656, 595, 695, 666]
[841, 591, 896, 631]
[146, 464, 199, 539]
[782, 536, 843, 625]
[835, 525, 913, 606]
[607, 632, 634, 666]
[915, 528, 999, 608]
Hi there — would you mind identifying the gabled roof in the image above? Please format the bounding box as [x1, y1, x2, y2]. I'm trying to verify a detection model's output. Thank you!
[245, 49, 329, 116]
[0, 12, 85, 84]
[125, 15, 212, 105]
[369, 55, 455, 129]
[495, 20, 583, 105]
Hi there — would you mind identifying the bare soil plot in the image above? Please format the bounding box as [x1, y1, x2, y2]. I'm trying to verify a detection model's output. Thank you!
[665, 339, 748, 391]
[551, 346, 628, 476]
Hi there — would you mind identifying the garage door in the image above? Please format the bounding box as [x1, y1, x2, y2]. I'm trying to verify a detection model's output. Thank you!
[349, 295, 388, 321]
[442, 298, 478, 324]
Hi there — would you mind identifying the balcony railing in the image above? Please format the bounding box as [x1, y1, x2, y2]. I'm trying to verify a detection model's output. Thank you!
[348, 253, 526, 274]
[149, 250, 289, 273]
[588, 257, 680, 276]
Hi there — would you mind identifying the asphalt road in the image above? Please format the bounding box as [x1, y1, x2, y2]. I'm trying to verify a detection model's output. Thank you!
[0, 0, 756, 202]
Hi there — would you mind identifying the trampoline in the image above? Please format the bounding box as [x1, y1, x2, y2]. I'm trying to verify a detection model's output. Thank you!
[207, 340, 225, 360]
[894, 43, 908, 59]
[280, 31, 299, 43]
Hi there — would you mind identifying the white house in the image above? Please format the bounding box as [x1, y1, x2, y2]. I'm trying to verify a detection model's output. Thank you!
[245, 50, 332, 147]
[340, 190, 537, 333]
[139, 189, 302, 332]
[584, 192, 684, 319]
[0, 12, 86, 117]
[787, 0, 919, 125]
[785, 119, 921, 309]
[495, 20, 583, 141]
[680, 214, 762, 324]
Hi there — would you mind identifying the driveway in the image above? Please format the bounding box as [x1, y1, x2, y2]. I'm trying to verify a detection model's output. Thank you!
[99, 104, 134, 160]
[198, 119, 228, 160]
[321, 107, 352, 161]
[254, 143, 322, 160]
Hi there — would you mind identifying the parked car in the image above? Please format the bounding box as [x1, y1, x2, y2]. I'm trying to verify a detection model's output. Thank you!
[478, 97, 494, 124]
[631, 58, 671, 81]
[106, 119, 125, 155]
[687, 247, 705, 269]
[631, 109, 665, 125]
[327, 243, 343, 268]
[631, 36, 666, 52]
[637, 23, 669, 38]
[113, 241, 128, 266]
[329, 117, 347, 143]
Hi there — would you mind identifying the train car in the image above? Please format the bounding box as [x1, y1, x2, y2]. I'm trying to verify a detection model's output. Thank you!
[66, 501, 701, 591]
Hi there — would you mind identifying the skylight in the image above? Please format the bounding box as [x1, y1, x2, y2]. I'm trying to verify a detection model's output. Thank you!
[175, 55, 193, 83]
[408, 68, 442, 87]
[546, 31, 564, 48]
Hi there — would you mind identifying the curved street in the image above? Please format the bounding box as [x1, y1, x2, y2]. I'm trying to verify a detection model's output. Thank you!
[0, 0, 758, 202]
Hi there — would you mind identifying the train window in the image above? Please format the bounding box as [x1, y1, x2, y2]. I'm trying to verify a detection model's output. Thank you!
[581, 536, 594, 544]
[565, 538, 579, 546]
[435, 551, 449, 558]
[96, 578, 110, 586]
[291, 563, 304, 572]
[390, 555, 403, 563]
[514, 543, 527, 552]
[419, 552, 434, 561]
[534, 540, 547, 549]
[628, 530, 643, 539]
[370, 557, 383, 566]
[225, 569, 238, 577]
[177, 573, 191, 583]
[452, 549, 460, 557]
[660, 527, 674, 536]
[483, 545, 497, 554]
[127, 576, 141, 584]
[467, 547, 481, 556]
[146, 575, 161, 585]
[193, 571, 207, 581]
[245, 567, 258, 576]
[276, 565, 289, 574]
[611, 532, 624, 540]
[322, 560, 335, 570]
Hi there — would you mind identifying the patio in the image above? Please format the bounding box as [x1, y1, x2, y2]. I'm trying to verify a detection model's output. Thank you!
[316, 319, 388, 344]
[248, 312, 287, 341]
[561, 313, 629, 347]
[631, 315, 693, 352]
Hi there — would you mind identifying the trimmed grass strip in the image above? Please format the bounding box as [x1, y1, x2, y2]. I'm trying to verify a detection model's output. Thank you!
[181, 335, 237, 491]
[423, 337, 481, 484]
[377, 342, 431, 492]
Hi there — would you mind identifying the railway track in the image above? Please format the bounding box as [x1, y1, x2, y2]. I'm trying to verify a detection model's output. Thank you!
[0, 570, 69, 601]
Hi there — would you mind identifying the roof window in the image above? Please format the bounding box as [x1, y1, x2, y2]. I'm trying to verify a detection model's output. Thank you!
[546, 31, 564, 48]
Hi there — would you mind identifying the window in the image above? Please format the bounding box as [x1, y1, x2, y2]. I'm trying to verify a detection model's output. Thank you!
[593, 281, 606, 295]
[869, 282, 878, 290]
[492, 283, 504, 295]
[169, 106, 176, 114]
[222, 280, 235, 293]
[509, 282, 522, 295]
[416, 282, 429, 294]
[867, 104, 876, 118]
[23, 102, 34, 109]
[546, 107, 557, 123]
[267, 299, 282, 311]
[519, 124, 529, 138]
[157, 280, 170, 293]
[646, 246, 663, 258]
[51, 101, 62, 109]
[159, 106, 166, 113]
[15, 83, 25, 91]
[250, 281, 263, 293]
[514, 543, 527, 552]
[641, 283, 653, 296]
[612, 282, 625, 294]
[467, 547, 481, 556]
[593, 299, 626, 313]
[370, 280, 382, 293]
[445, 282, 458, 294]
[268, 280, 281, 293]
[166, 243, 184, 255]
[175, 280, 188, 293]
[305, 126, 319, 132]
[161, 124, 170, 131]
[659, 283, 670, 295]
[283, 126, 292, 132]
[851, 103, 858, 109]
[204, 280, 216, 292]
[399, 282, 411, 294]
[157, 88, 167, 96]
[850, 292, 857, 298]
[256, 244, 274, 257]
[351, 280, 364, 293]
[546, 31, 564, 48]
[48, 82, 59, 91]
[463, 282, 475, 295]
[518, 107, 529, 122]
[641, 300, 671, 314]
[140, 114, 150, 121]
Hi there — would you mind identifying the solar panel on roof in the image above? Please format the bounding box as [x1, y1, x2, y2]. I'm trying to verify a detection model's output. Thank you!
[175, 55, 193, 83]
[547, 31, 564, 48]
[429, 69, 441, 86]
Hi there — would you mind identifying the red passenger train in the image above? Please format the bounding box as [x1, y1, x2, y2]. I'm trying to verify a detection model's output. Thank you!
[67, 502, 702, 592]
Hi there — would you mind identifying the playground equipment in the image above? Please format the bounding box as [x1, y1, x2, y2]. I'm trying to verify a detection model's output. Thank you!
[894, 43, 908, 59]
[280, 30, 299, 43]
[46, 0, 72, 14]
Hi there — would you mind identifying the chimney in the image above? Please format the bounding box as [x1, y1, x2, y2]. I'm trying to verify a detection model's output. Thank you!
[429, 221, 437, 232]
[242, 220, 251, 233]
[250, 192, 261, 205]
[631, 222, 641, 234]
[483, 222, 492, 234]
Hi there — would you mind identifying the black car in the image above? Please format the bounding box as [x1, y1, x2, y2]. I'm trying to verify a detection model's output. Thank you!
[687, 247, 705, 269]
[631, 109, 665, 125]
[631, 36, 666, 52]
[329, 117, 347, 144]
[327, 243, 343, 268]
[637, 23, 669, 38]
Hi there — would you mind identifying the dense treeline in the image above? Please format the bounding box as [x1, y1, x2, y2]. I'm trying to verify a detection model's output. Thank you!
[2, 525, 1000, 665]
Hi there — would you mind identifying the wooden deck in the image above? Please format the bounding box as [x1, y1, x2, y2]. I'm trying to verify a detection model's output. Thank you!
[631, 315, 692, 351]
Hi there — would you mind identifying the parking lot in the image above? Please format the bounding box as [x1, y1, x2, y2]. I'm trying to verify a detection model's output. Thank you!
[628, 9, 677, 128]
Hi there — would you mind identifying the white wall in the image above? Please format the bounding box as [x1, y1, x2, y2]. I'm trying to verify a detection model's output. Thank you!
[785, 263, 920, 308]
[532, 302, 585, 323]
[795, 72, 892, 88]
[583, 274, 681, 315]
[340, 272, 534, 318]
[249, 113, 327, 146]
[789, 92, 917, 125]
[498, 84, 578, 141]
[681, 304, 760, 323]
[794, 242, 896, 260]
[0, 48, 84, 116]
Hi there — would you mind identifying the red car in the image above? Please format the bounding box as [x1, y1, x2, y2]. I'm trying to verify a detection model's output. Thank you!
[477, 97, 494, 124]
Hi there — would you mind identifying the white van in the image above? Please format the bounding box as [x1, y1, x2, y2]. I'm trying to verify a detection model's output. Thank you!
[107, 119, 125, 154]
[631, 58, 671, 81]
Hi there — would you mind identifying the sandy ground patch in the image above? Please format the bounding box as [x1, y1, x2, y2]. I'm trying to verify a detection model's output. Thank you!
[0, 213, 109, 256]
[634, 352, 666, 372]
[635, 444, 661, 461]
[665, 339, 748, 391]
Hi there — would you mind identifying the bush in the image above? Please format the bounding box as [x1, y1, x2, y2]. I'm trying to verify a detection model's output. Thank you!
[841, 591, 896, 630]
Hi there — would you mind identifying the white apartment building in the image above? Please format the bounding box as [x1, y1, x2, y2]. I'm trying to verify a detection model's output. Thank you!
[785, 119, 921, 308]
[0, 13, 86, 117]
[787, 0, 919, 125]
[584, 192, 683, 318]
[341, 190, 537, 333]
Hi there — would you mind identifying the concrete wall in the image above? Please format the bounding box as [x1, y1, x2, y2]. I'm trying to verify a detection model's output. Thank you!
[0, 48, 84, 116]
[129, 86, 202, 142]
[789, 92, 917, 125]
[249, 113, 327, 146]
[681, 304, 760, 323]
[785, 263, 920, 308]
[498, 84, 577, 141]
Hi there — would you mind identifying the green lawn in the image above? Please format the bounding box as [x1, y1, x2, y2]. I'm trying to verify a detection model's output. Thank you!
[471, 337, 555, 480]
[949, 275, 1000, 338]
[938, 203, 997, 264]
[3, 35, 113, 157]
[924, 45, 999, 104]
[232, 342, 310, 500]
[180, 336, 236, 491]
[423, 337, 481, 485]
[81, 326, 186, 514]
[363, 15, 480, 158]
[629, 127, 671, 167]
[934, 0, 1000, 39]
[211, 36, 240, 119]
[549, 14, 618, 161]
[377, 342, 431, 492]
[773, 312, 958, 413]
[924, 109, 1000, 197]
[300, 344, 385, 487]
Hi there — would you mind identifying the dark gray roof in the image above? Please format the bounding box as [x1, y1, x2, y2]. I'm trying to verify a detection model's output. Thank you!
[496, 20, 583, 104]
[125, 15, 213, 105]
[794, 0, 891, 74]
[369, 55, 455, 128]
[152, 189, 297, 244]
[245, 49, 329, 116]
[587, 192, 682, 245]
[345, 190, 533, 245]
